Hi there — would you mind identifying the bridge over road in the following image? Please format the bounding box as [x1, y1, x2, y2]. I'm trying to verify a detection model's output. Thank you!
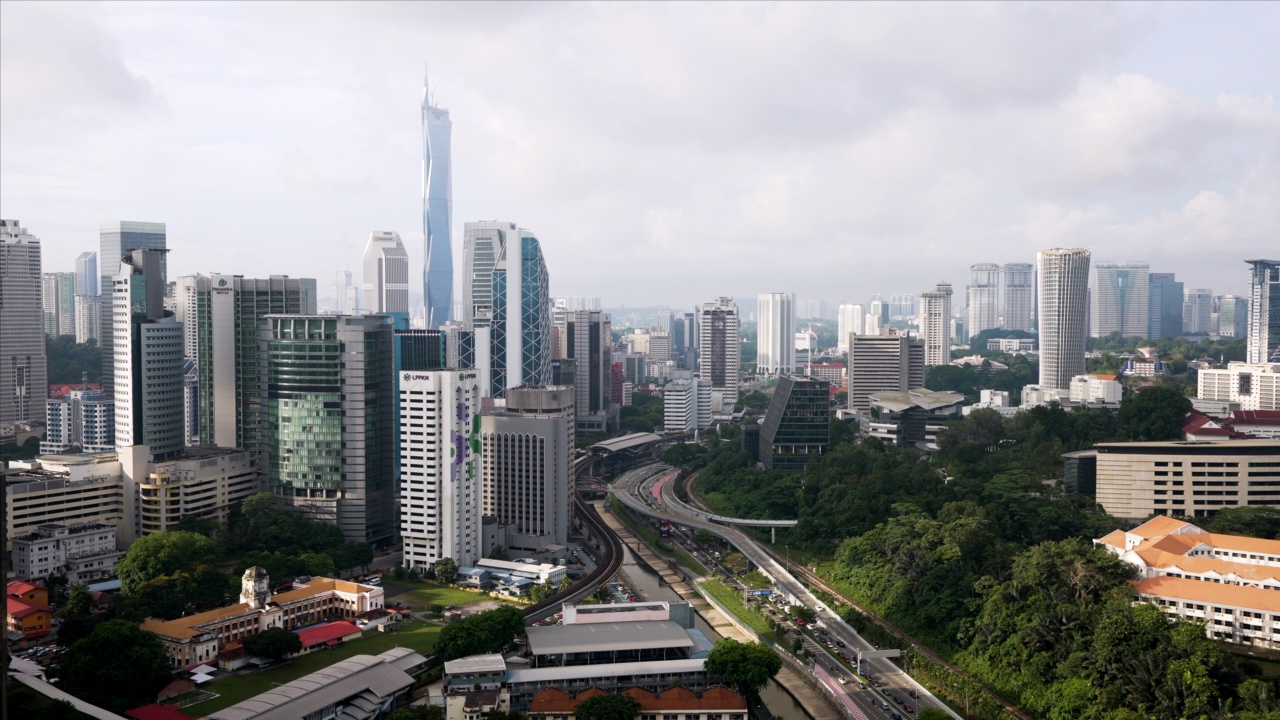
[648, 470, 797, 542]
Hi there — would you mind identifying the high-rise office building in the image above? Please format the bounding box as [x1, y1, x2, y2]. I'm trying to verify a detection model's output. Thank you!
[260, 315, 394, 543]
[113, 247, 184, 462]
[331, 269, 357, 314]
[649, 331, 671, 362]
[481, 385, 575, 552]
[967, 264, 1000, 340]
[1091, 262, 1150, 338]
[919, 282, 952, 367]
[1, 220, 48, 424]
[846, 330, 924, 413]
[663, 372, 712, 433]
[486, 225, 551, 398]
[699, 297, 740, 412]
[1037, 248, 1091, 390]
[42, 272, 76, 337]
[1147, 273, 1185, 340]
[188, 274, 308, 450]
[362, 231, 410, 315]
[869, 298, 889, 327]
[565, 310, 615, 435]
[74, 295, 102, 345]
[1183, 288, 1214, 336]
[1002, 263, 1034, 332]
[657, 311, 672, 333]
[1218, 295, 1249, 339]
[423, 73, 454, 329]
[99, 221, 166, 393]
[757, 293, 796, 374]
[837, 304, 864, 353]
[399, 369, 482, 570]
[461, 221, 517, 331]
[1247, 260, 1280, 363]
[760, 375, 830, 471]
[671, 312, 697, 370]
[75, 251, 98, 296]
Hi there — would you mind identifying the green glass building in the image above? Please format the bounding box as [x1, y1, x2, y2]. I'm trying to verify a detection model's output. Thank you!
[259, 315, 394, 544]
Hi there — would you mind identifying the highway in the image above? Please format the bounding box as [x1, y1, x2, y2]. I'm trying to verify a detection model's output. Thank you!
[612, 464, 961, 720]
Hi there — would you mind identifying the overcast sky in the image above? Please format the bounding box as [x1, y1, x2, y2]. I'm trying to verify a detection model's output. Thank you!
[2, 2, 1277, 309]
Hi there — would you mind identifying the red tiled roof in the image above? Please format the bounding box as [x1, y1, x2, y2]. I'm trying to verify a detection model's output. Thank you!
[7, 597, 49, 620]
[1232, 410, 1280, 425]
[126, 704, 197, 720]
[7, 580, 44, 597]
[295, 621, 361, 648]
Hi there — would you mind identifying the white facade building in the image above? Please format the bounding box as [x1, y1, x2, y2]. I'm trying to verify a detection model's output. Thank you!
[1021, 384, 1066, 408]
[967, 264, 1000, 340]
[1003, 262, 1035, 332]
[1037, 248, 1091, 390]
[919, 282, 953, 367]
[362, 231, 410, 314]
[400, 370, 483, 570]
[1198, 362, 1280, 411]
[836, 304, 864, 353]
[663, 374, 712, 433]
[963, 389, 1019, 417]
[1248, 260, 1280, 363]
[74, 294, 102, 345]
[1069, 374, 1123, 405]
[1091, 262, 1150, 338]
[0, 219, 47, 425]
[756, 293, 796, 374]
[10, 523, 122, 583]
[42, 384, 114, 454]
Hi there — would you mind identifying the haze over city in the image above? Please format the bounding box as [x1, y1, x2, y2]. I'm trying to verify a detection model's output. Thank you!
[3, 1, 1277, 305]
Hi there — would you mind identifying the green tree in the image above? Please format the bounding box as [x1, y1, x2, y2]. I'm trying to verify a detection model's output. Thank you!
[704, 638, 782, 701]
[435, 605, 525, 661]
[916, 710, 951, 720]
[1204, 507, 1280, 539]
[435, 557, 459, 585]
[300, 551, 337, 577]
[1117, 385, 1191, 441]
[244, 626, 303, 660]
[60, 620, 172, 712]
[791, 605, 817, 624]
[331, 541, 376, 572]
[388, 707, 446, 720]
[60, 582, 93, 618]
[45, 335, 103, 384]
[573, 694, 641, 720]
[116, 531, 218, 595]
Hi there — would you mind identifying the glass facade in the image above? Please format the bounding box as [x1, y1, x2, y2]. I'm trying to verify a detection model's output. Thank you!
[423, 91, 453, 328]
[759, 375, 830, 471]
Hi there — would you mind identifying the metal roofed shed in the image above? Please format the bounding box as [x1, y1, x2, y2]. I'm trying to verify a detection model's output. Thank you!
[444, 653, 507, 675]
[526, 621, 697, 667]
[589, 433, 663, 453]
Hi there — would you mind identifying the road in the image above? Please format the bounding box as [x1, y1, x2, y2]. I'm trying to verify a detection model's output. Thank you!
[612, 464, 960, 720]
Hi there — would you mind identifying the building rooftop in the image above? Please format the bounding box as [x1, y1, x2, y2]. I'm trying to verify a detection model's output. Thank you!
[296, 621, 360, 648]
[7, 580, 45, 596]
[1135, 576, 1280, 613]
[591, 433, 663, 453]
[141, 577, 378, 640]
[507, 658, 706, 685]
[1094, 439, 1280, 453]
[526, 621, 694, 656]
[444, 653, 507, 675]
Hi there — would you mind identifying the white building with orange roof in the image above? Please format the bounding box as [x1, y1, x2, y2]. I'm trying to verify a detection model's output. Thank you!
[140, 566, 383, 668]
[1097, 515, 1280, 647]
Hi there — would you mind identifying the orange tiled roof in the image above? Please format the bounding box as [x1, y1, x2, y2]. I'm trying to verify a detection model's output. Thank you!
[141, 578, 376, 641]
[7, 597, 49, 619]
[1097, 530, 1127, 550]
[6, 580, 44, 597]
[1204, 533, 1280, 557]
[530, 686, 746, 715]
[1151, 554, 1280, 584]
[1134, 576, 1280, 613]
[1128, 515, 1195, 539]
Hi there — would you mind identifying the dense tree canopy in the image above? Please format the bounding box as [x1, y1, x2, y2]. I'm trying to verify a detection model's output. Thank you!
[704, 639, 782, 701]
[574, 694, 641, 720]
[46, 335, 103, 384]
[1205, 507, 1280, 539]
[435, 557, 459, 585]
[435, 605, 525, 661]
[60, 620, 172, 712]
[244, 627, 303, 660]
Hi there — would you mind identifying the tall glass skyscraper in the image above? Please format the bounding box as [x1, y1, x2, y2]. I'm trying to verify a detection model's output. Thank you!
[1090, 262, 1150, 338]
[490, 231, 551, 397]
[422, 73, 453, 329]
[1037, 248, 1090, 390]
[1247, 259, 1280, 363]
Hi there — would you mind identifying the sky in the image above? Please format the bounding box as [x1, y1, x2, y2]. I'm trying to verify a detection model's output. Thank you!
[2, 1, 1277, 309]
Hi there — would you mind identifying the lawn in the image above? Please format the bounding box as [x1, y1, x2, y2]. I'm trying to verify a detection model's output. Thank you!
[383, 579, 506, 611]
[608, 496, 709, 576]
[181, 621, 442, 717]
[698, 577, 785, 646]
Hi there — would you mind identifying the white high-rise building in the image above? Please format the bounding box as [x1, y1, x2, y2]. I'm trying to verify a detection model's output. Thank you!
[757, 293, 796, 374]
[1218, 295, 1249, 339]
[75, 295, 102, 345]
[113, 248, 184, 461]
[837, 304, 865, 353]
[43, 381, 115, 454]
[480, 385, 574, 552]
[1091, 262, 1150, 338]
[462, 221, 511, 330]
[75, 251, 98, 296]
[1, 220, 48, 424]
[699, 297, 740, 412]
[663, 371, 712, 433]
[42, 272, 76, 337]
[1247, 260, 1280, 363]
[919, 282, 953, 367]
[99, 221, 166, 394]
[1184, 288, 1214, 335]
[1003, 263, 1035, 332]
[967, 264, 1000, 341]
[399, 369, 483, 570]
[362, 231, 410, 315]
[1037, 248, 1091, 390]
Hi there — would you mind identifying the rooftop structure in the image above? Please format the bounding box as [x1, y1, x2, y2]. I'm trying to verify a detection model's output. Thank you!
[862, 389, 964, 451]
[525, 620, 706, 667]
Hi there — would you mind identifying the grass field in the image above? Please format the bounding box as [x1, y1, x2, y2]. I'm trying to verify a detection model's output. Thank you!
[383, 580, 506, 611]
[699, 577, 785, 646]
[181, 621, 442, 717]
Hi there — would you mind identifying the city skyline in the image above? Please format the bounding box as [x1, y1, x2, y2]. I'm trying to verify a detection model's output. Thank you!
[3, 3, 1276, 306]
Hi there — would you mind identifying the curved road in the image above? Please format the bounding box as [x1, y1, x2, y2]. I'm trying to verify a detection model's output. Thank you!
[612, 464, 961, 720]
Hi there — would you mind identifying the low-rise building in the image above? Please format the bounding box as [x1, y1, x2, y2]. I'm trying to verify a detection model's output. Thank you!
[1198, 362, 1280, 411]
[1020, 384, 1066, 409]
[10, 523, 122, 583]
[525, 618, 712, 667]
[6, 580, 52, 643]
[986, 338, 1036, 353]
[1122, 356, 1167, 377]
[861, 389, 964, 451]
[950, 355, 1008, 373]
[141, 567, 384, 669]
[962, 389, 1019, 418]
[1093, 439, 1280, 520]
[41, 380, 114, 454]
[4, 454, 125, 551]
[205, 647, 428, 720]
[804, 363, 846, 390]
[1069, 374, 1123, 405]
[1097, 516, 1280, 648]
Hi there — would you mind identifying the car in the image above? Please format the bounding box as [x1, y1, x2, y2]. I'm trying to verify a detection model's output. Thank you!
[891, 713, 903, 720]
[837, 677, 847, 685]
[836, 639, 845, 647]
[880, 700, 891, 711]
[364, 576, 382, 586]
[904, 704, 913, 713]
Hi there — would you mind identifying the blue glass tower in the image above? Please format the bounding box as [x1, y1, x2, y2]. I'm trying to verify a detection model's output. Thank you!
[422, 70, 453, 329]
